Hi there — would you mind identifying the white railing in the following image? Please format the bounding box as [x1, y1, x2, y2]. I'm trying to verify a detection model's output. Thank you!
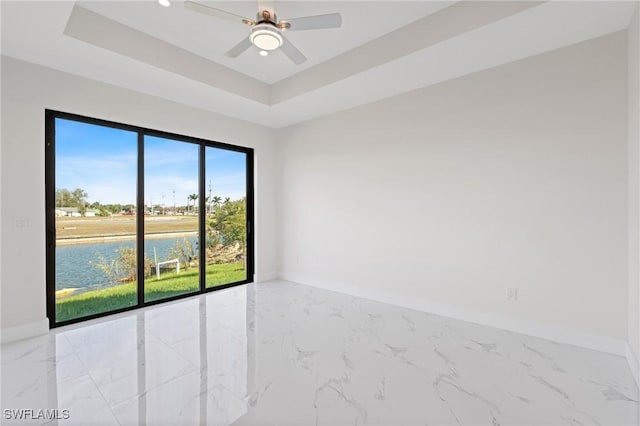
[155, 258, 180, 279]
[152, 248, 180, 279]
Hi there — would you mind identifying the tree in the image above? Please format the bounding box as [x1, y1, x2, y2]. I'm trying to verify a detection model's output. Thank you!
[188, 194, 198, 214]
[72, 188, 89, 215]
[206, 197, 247, 268]
[212, 196, 222, 209]
[55, 187, 89, 215]
[55, 188, 71, 207]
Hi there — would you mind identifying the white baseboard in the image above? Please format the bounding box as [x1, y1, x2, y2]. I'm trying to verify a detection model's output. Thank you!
[255, 271, 278, 282]
[626, 343, 640, 390]
[1, 318, 49, 344]
[279, 272, 627, 357]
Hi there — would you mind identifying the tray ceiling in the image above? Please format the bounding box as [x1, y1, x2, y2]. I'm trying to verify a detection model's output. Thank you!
[1, 1, 636, 128]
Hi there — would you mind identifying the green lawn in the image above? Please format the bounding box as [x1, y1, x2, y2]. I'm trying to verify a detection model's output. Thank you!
[56, 262, 246, 323]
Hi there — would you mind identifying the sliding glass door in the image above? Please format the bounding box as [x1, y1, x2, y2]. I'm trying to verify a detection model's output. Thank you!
[46, 111, 253, 327]
[51, 118, 139, 323]
[144, 136, 200, 302]
[204, 146, 248, 288]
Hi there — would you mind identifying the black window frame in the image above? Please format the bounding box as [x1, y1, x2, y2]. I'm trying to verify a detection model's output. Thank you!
[45, 109, 255, 328]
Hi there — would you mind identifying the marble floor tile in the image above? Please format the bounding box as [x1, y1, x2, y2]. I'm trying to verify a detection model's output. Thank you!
[1, 280, 638, 425]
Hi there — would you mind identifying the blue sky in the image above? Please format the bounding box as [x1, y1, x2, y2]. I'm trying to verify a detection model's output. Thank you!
[55, 118, 247, 206]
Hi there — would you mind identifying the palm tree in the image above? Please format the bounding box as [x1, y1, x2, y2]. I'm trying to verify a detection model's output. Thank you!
[188, 194, 198, 214]
[212, 196, 222, 212]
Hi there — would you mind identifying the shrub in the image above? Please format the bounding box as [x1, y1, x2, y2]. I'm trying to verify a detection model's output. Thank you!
[168, 238, 198, 270]
[94, 247, 152, 283]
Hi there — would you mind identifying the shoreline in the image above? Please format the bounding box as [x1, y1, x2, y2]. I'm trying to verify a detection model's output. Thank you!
[56, 231, 197, 246]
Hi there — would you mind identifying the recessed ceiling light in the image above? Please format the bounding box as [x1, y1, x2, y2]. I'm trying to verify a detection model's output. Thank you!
[259, 50, 269, 57]
[158, 0, 171, 7]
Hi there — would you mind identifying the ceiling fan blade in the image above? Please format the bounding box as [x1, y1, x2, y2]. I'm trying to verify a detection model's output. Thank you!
[281, 13, 342, 31]
[280, 37, 307, 65]
[185, 1, 254, 25]
[226, 37, 253, 58]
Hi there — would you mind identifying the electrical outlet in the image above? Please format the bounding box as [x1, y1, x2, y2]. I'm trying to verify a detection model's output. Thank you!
[15, 218, 30, 228]
[506, 287, 518, 301]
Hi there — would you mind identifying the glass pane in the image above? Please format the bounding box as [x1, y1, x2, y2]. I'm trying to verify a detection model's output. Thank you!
[144, 136, 200, 302]
[54, 118, 138, 323]
[204, 147, 248, 288]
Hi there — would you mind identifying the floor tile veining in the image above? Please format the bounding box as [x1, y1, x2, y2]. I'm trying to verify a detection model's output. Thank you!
[2, 280, 638, 425]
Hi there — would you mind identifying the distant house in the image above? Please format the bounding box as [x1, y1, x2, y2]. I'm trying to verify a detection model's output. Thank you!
[54, 207, 81, 217]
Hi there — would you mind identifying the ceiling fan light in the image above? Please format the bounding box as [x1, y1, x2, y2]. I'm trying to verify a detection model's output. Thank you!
[158, 0, 171, 7]
[250, 25, 283, 51]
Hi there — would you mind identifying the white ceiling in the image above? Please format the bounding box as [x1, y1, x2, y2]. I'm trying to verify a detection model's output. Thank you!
[1, 1, 637, 128]
[76, 1, 451, 84]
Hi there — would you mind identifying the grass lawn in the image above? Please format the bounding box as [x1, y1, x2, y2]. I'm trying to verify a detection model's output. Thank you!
[56, 215, 199, 239]
[55, 262, 247, 323]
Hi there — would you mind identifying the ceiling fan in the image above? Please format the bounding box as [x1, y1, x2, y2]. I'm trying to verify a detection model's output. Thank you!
[184, 1, 342, 64]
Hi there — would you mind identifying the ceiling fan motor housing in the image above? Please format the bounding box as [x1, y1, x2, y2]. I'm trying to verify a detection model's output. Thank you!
[250, 24, 283, 50]
[256, 10, 276, 24]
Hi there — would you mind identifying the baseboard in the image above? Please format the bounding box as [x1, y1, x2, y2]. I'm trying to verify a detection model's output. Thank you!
[1, 318, 49, 344]
[279, 272, 627, 357]
[626, 343, 640, 389]
[255, 271, 278, 282]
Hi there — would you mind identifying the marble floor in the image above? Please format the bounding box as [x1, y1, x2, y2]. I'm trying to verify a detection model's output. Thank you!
[1, 280, 638, 425]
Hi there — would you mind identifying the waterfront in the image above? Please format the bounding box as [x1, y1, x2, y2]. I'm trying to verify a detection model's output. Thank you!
[55, 235, 198, 293]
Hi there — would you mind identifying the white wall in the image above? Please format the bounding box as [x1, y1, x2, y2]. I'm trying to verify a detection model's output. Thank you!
[1, 27, 634, 360]
[628, 2, 640, 386]
[0, 57, 279, 336]
[278, 32, 629, 352]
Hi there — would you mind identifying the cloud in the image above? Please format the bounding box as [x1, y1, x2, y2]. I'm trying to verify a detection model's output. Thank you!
[56, 148, 247, 205]
[56, 154, 137, 204]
